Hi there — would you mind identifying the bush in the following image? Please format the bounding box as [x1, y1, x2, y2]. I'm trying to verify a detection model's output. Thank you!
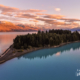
[18, 49, 24, 52]
[28, 46, 32, 49]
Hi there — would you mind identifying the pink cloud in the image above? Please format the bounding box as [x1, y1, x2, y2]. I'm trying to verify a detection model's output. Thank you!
[0, 4, 80, 30]
[55, 8, 61, 12]
[44, 14, 65, 19]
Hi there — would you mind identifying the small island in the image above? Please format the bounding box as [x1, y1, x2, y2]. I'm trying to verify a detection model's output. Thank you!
[0, 29, 80, 64]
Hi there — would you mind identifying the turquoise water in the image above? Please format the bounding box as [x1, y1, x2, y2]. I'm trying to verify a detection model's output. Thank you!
[0, 42, 80, 80]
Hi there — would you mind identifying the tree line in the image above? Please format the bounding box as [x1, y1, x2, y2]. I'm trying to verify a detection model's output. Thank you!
[13, 29, 80, 49]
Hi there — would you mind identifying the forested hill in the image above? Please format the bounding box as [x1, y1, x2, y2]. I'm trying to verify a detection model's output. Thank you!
[13, 29, 80, 49]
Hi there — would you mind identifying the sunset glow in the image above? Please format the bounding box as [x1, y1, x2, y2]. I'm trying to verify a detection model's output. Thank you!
[0, 0, 80, 31]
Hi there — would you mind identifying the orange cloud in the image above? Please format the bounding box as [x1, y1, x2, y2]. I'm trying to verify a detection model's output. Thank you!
[26, 9, 46, 13]
[36, 17, 65, 25]
[30, 19, 39, 22]
[0, 4, 80, 30]
[15, 14, 37, 19]
[0, 4, 19, 15]
[36, 13, 48, 15]
[44, 14, 65, 19]
[0, 4, 46, 16]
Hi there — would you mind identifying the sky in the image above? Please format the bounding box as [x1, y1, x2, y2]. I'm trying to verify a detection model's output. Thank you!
[0, 0, 80, 29]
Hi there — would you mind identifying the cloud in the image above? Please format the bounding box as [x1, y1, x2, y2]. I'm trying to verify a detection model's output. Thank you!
[15, 14, 37, 19]
[0, 4, 47, 23]
[55, 8, 61, 12]
[43, 14, 80, 22]
[36, 17, 65, 25]
[36, 13, 47, 15]
[36, 13, 44, 15]
[30, 19, 39, 22]
[24, 9, 46, 13]
[0, 4, 46, 16]
[0, 4, 80, 30]
[60, 18, 80, 22]
[44, 14, 65, 19]
[0, 4, 19, 15]
[0, 15, 22, 22]
[0, 15, 29, 24]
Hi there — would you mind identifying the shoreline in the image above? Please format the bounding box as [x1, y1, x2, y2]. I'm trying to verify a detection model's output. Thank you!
[0, 41, 80, 64]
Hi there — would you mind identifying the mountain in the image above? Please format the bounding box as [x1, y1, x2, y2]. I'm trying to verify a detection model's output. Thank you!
[0, 21, 39, 32]
[70, 27, 80, 31]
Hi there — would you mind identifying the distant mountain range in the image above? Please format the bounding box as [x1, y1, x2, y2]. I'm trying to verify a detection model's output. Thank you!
[0, 21, 80, 32]
[0, 21, 39, 32]
[70, 27, 80, 31]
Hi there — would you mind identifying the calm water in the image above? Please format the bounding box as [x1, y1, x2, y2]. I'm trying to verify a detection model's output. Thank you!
[0, 42, 80, 80]
[0, 32, 37, 55]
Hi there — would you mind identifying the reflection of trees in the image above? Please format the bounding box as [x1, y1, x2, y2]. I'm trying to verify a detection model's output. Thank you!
[18, 42, 80, 60]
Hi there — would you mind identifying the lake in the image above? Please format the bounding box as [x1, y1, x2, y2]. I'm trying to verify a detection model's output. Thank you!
[0, 32, 80, 80]
[0, 42, 80, 80]
[0, 32, 37, 55]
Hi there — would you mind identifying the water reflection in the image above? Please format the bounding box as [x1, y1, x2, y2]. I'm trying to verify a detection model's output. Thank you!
[20, 42, 80, 59]
[0, 32, 37, 54]
[55, 52, 61, 56]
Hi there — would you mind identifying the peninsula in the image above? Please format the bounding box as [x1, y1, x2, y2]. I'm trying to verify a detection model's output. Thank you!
[0, 29, 80, 64]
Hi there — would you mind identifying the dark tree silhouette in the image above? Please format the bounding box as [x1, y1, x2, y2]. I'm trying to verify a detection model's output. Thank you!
[13, 29, 80, 49]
